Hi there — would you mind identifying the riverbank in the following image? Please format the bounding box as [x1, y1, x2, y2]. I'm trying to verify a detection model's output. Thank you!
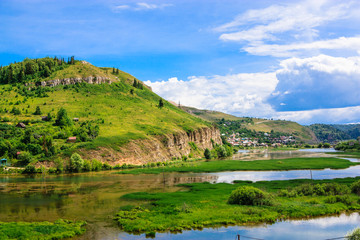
[117, 157, 360, 174]
[115, 178, 360, 235]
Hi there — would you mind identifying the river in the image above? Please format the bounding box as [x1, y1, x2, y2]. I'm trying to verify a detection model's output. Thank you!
[0, 149, 359, 239]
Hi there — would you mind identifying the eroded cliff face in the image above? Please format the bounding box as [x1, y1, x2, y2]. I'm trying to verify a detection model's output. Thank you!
[80, 126, 222, 165]
[24, 76, 112, 87]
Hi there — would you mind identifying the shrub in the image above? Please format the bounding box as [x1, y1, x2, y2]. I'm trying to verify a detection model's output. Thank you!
[83, 159, 91, 171]
[33, 106, 41, 115]
[346, 228, 360, 240]
[351, 180, 360, 195]
[54, 158, 64, 173]
[102, 162, 112, 170]
[323, 183, 350, 195]
[17, 151, 32, 166]
[204, 148, 211, 159]
[91, 159, 102, 171]
[228, 186, 272, 206]
[69, 153, 84, 172]
[23, 165, 36, 174]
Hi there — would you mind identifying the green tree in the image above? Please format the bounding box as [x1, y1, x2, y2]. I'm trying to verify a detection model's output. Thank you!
[69, 153, 84, 172]
[204, 148, 211, 159]
[158, 98, 164, 108]
[55, 108, 72, 127]
[34, 106, 42, 115]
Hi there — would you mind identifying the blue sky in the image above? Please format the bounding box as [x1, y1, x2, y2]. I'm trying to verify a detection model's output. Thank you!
[1, 0, 360, 124]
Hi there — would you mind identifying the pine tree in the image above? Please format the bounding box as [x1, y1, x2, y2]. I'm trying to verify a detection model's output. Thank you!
[34, 106, 42, 115]
[158, 98, 164, 108]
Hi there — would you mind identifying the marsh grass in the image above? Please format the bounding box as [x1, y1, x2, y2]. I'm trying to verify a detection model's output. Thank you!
[117, 157, 360, 174]
[0, 219, 86, 240]
[115, 178, 360, 234]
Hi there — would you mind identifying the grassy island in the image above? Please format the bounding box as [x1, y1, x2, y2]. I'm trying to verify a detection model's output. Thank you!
[115, 178, 360, 235]
[117, 157, 360, 174]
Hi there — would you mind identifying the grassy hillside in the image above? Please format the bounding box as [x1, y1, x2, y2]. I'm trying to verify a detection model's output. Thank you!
[308, 124, 352, 143]
[0, 57, 210, 166]
[181, 106, 317, 143]
[181, 106, 244, 122]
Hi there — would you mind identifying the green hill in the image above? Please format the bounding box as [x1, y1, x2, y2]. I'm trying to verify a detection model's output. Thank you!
[181, 106, 317, 143]
[308, 124, 360, 143]
[0, 57, 215, 168]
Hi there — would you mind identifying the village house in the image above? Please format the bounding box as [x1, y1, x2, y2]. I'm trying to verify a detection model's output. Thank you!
[16, 122, 26, 128]
[67, 137, 77, 143]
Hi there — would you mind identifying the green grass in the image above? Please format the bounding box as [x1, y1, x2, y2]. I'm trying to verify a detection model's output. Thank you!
[0, 78, 209, 150]
[0, 219, 86, 240]
[117, 157, 359, 174]
[115, 178, 360, 234]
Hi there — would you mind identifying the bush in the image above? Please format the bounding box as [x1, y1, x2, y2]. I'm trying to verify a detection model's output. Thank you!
[228, 186, 272, 206]
[83, 159, 91, 171]
[91, 159, 102, 171]
[294, 183, 350, 196]
[351, 180, 360, 195]
[323, 183, 350, 195]
[204, 148, 211, 159]
[23, 165, 36, 174]
[69, 153, 84, 172]
[347, 228, 360, 240]
[17, 151, 32, 166]
[54, 158, 64, 173]
[102, 162, 112, 170]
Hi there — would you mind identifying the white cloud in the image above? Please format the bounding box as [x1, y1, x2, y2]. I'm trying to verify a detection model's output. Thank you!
[135, 2, 172, 11]
[274, 106, 360, 124]
[113, 5, 130, 11]
[269, 54, 360, 111]
[217, 0, 350, 42]
[145, 73, 278, 117]
[244, 36, 360, 57]
[215, 0, 359, 57]
[145, 54, 360, 124]
[112, 2, 172, 12]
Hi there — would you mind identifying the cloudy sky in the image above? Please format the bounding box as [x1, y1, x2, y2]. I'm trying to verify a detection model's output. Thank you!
[1, 0, 360, 124]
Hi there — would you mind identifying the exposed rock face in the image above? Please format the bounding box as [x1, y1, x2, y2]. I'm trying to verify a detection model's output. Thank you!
[40, 76, 111, 87]
[25, 76, 112, 87]
[80, 126, 223, 165]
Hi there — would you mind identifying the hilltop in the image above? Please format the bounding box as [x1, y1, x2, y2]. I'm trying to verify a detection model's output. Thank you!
[0, 57, 222, 168]
[180, 106, 317, 144]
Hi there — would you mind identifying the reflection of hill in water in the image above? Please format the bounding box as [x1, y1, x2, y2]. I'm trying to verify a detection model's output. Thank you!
[232, 150, 333, 161]
[167, 175, 218, 185]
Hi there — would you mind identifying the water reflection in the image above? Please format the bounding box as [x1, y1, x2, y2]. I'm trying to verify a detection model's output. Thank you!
[232, 149, 335, 161]
[110, 213, 360, 240]
[207, 165, 360, 183]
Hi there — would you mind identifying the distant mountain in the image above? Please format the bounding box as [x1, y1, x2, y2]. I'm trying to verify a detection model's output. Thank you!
[180, 106, 317, 144]
[307, 124, 360, 143]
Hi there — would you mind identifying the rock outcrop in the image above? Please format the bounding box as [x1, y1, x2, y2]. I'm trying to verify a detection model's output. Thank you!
[80, 126, 222, 165]
[25, 76, 112, 87]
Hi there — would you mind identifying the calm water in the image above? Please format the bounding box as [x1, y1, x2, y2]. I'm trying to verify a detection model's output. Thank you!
[0, 149, 359, 239]
[114, 213, 360, 240]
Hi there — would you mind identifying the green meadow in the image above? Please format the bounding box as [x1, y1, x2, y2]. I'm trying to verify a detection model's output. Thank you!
[0, 219, 86, 240]
[117, 157, 359, 174]
[115, 178, 360, 234]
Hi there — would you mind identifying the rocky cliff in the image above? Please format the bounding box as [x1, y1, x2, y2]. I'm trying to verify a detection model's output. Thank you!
[80, 126, 222, 165]
[25, 76, 112, 87]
